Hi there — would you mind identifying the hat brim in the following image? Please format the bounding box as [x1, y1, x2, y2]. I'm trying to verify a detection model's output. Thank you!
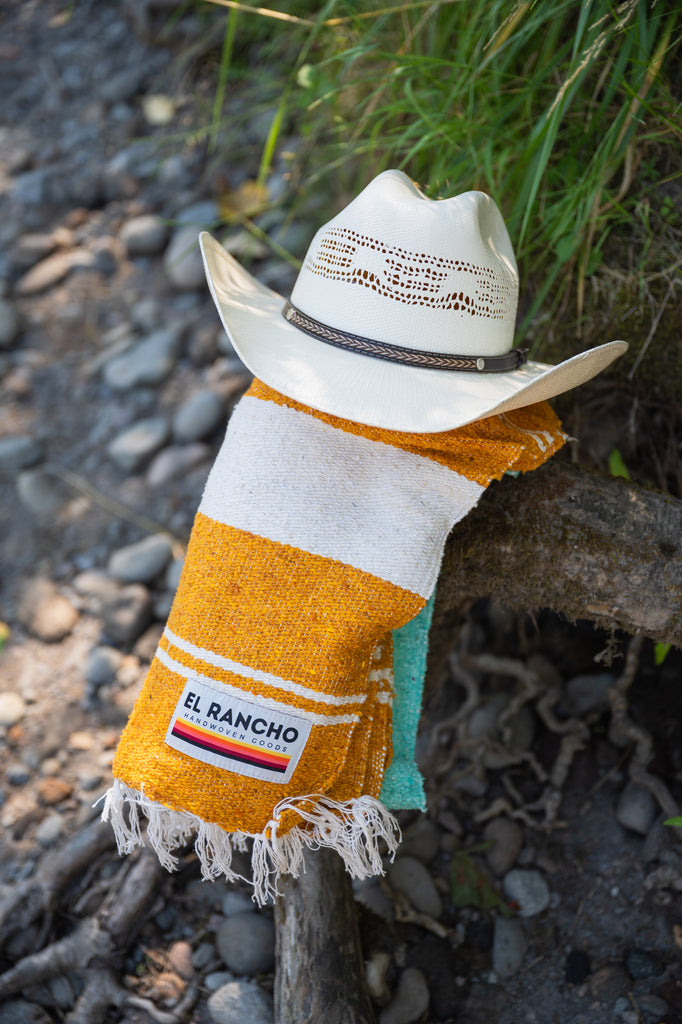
[200, 233, 627, 434]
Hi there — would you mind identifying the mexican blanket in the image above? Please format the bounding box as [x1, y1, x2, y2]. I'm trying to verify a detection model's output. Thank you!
[102, 378, 565, 902]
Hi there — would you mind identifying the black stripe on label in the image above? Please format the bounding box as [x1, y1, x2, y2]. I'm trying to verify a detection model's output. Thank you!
[171, 729, 288, 774]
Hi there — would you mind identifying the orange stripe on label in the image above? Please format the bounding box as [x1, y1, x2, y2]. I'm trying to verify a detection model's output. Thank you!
[172, 717, 290, 770]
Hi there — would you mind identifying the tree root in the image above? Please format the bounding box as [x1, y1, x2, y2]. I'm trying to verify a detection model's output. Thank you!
[429, 643, 589, 830]
[0, 848, 168, 1022]
[0, 818, 116, 946]
[608, 634, 681, 824]
[67, 968, 126, 1024]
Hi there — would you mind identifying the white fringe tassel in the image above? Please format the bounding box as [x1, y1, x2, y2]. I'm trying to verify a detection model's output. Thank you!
[99, 779, 401, 905]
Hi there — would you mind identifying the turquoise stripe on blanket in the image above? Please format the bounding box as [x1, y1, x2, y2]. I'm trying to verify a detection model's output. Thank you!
[380, 591, 436, 810]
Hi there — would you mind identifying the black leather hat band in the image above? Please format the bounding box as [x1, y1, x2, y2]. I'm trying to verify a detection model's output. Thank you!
[282, 301, 527, 373]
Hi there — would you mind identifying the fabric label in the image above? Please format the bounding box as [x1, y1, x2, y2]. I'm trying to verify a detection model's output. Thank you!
[165, 679, 311, 784]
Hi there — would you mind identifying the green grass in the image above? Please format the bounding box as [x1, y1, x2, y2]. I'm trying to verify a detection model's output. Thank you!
[199, 0, 680, 351]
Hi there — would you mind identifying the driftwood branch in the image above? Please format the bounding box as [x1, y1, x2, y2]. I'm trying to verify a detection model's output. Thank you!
[0, 818, 116, 945]
[274, 848, 376, 1024]
[0, 849, 164, 1020]
[275, 463, 681, 1021]
[437, 461, 681, 644]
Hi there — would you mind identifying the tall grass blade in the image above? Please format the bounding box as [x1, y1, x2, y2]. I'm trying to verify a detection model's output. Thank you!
[209, 8, 238, 154]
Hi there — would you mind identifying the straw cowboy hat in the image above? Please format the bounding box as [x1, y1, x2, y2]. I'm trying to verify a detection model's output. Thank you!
[199, 169, 627, 433]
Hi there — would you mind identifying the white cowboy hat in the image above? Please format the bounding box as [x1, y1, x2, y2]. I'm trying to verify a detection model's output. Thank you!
[199, 169, 627, 433]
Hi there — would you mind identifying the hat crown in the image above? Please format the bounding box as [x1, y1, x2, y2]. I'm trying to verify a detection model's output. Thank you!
[291, 170, 519, 358]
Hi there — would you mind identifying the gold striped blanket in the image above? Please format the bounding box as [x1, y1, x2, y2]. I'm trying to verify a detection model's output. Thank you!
[103, 379, 565, 902]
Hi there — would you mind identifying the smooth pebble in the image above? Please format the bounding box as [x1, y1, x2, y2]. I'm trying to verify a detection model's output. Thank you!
[379, 968, 430, 1024]
[17, 578, 79, 642]
[107, 417, 170, 472]
[101, 583, 152, 644]
[164, 224, 207, 290]
[216, 912, 275, 975]
[492, 915, 527, 978]
[205, 971, 235, 992]
[0, 692, 26, 727]
[175, 200, 220, 226]
[35, 813, 65, 846]
[120, 214, 169, 256]
[221, 890, 256, 917]
[0, 436, 43, 476]
[399, 816, 440, 864]
[616, 781, 657, 835]
[7, 762, 31, 786]
[103, 327, 182, 390]
[560, 673, 614, 715]
[588, 963, 631, 1003]
[17, 468, 65, 517]
[207, 979, 273, 1024]
[468, 692, 509, 739]
[366, 950, 391, 1003]
[388, 856, 442, 918]
[173, 389, 224, 442]
[108, 534, 173, 584]
[98, 67, 145, 104]
[15, 251, 75, 295]
[483, 817, 524, 876]
[502, 869, 550, 917]
[85, 646, 124, 687]
[146, 443, 209, 486]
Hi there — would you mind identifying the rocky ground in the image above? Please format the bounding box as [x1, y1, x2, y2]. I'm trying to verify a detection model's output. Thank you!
[1, 3, 681, 1024]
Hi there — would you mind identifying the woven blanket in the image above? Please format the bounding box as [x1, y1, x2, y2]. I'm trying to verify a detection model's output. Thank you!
[103, 379, 565, 902]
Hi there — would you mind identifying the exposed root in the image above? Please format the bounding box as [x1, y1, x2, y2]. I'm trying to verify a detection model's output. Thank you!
[427, 645, 481, 768]
[66, 968, 199, 1024]
[0, 918, 111, 1000]
[473, 796, 566, 830]
[0, 818, 116, 946]
[68, 969, 127, 1024]
[608, 635, 681, 823]
[430, 643, 589, 829]
[460, 651, 542, 736]
[0, 849, 164, 1005]
[382, 880, 451, 939]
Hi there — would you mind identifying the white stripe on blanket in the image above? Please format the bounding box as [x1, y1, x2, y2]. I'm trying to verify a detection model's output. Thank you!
[164, 627, 367, 706]
[155, 645, 361, 726]
[199, 396, 484, 597]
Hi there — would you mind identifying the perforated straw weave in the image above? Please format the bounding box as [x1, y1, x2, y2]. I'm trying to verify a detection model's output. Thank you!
[304, 226, 517, 320]
[102, 380, 565, 903]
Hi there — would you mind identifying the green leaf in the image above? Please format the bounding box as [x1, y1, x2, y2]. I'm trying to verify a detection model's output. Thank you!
[555, 234, 577, 264]
[257, 98, 286, 189]
[664, 817, 682, 828]
[450, 851, 513, 916]
[608, 448, 630, 480]
[654, 642, 671, 666]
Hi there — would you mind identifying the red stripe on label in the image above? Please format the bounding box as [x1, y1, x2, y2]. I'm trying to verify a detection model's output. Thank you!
[172, 718, 291, 770]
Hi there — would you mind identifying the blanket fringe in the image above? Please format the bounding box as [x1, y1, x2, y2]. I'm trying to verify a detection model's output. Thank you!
[99, 780, 401, 905]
